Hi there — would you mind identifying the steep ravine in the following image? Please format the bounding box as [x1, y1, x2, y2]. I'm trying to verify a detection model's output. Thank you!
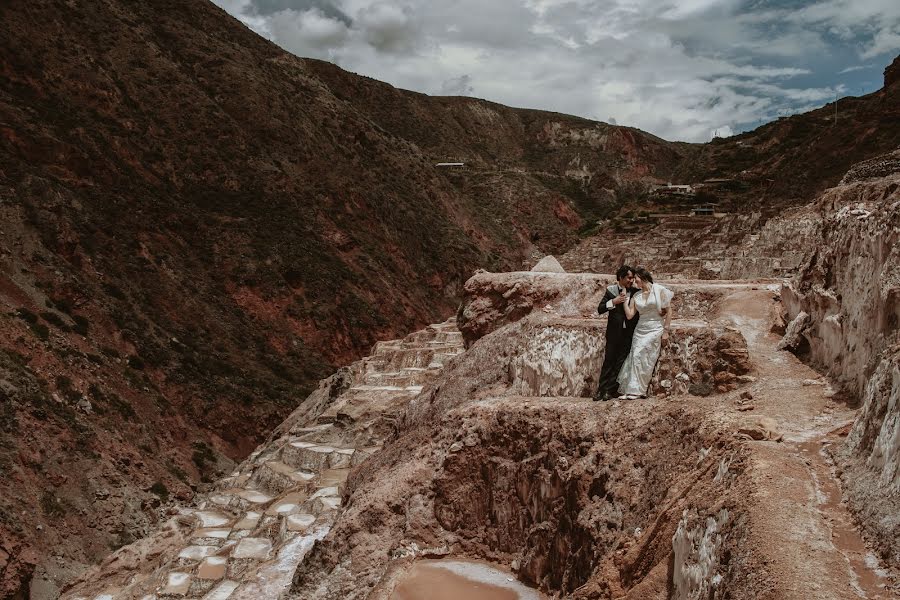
[58, 264, 898, 598]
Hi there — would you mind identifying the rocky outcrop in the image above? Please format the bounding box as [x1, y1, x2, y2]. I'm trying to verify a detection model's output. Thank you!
[284, 274, 765, 598]
[508, 318, 604, 397]
[456, 271, 609, 347]
[454, 271, 753, 405]
[775, 311, 810, 352]
[559, 207, 823, 281]
[885, 55, 900, 89]
[655, 325, 752, 396]
[779, 167, 900, 567]
[672, 508, 730, 600]
[0, 529, 36, 600]
[63, 267, 896, 599]
[291, 398, 752, 600]
[781, 173, 900, 394]
[838, 350, 900, 565]
[840, 149, 900, 184]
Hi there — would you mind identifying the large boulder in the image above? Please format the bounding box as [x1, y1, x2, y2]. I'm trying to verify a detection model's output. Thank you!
[775, 311, 810, 352]
[456, 271, 610, 347]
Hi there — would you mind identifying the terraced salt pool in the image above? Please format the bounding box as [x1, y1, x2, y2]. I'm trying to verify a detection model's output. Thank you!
[389, 559, 546, 600]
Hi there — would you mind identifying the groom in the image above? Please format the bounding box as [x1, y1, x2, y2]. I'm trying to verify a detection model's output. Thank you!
[593, 265, 640, 401]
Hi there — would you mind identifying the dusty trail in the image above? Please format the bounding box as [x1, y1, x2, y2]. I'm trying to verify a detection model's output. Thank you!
[716, 288, 895, 599]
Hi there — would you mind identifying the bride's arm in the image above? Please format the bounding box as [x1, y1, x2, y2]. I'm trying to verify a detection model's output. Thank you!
[624, 295, 637, 320]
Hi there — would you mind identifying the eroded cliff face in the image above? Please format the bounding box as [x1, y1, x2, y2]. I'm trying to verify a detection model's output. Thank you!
[1, 0, 688, 586]
[778, 160, 900, 565]
[59, 264, 898, 599]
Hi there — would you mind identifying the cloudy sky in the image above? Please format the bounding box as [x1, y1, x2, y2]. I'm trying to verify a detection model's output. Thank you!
[212, 0, 899, 142]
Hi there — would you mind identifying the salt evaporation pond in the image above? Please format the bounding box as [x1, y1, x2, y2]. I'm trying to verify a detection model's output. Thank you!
[390, 559, 547, 600]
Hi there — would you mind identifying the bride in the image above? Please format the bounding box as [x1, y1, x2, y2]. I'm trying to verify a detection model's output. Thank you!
[617, 267, 674, 399]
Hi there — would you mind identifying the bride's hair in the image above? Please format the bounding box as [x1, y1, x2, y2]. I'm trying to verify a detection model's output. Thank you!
[634, 267, 654, 283]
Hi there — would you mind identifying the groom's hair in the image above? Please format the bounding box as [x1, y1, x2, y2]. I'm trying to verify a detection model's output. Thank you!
[634, 267, 654, 283]
[616, 265, 633, 280]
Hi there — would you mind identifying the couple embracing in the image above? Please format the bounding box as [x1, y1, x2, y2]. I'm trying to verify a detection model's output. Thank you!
[594, 265, 674, 401]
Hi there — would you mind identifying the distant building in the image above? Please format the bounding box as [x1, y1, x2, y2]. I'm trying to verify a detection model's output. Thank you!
[652, 183, 695, 197]
[435, 162, 466, 169]
[703, 177, 740, 189]
[691, 203, 719, 216]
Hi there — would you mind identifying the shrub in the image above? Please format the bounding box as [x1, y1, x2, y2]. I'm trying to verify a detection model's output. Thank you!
[54, 377, 80, 403]
[72, 315, 89, 336]
[50, 296, 74, 314]
[40, 491, 65, 518]
[30, 322, 50, 341]
[100, 346, 120, 359]
[15, 308, 38, 323]
[149, 481, 169, 502]
[16, 309, 49, 339]
[107, 392, 136, 420]
[167, 461, 188, 483]
[102, 283, 126, 300]
[40, 311, 68, 329]
[191, 441, 215, 471]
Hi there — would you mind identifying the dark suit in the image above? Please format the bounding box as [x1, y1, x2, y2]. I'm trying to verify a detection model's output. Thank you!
[596, 284, 639, 397]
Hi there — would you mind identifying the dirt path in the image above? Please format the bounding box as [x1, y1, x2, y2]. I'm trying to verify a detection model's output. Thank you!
[716, 289, 895, 599]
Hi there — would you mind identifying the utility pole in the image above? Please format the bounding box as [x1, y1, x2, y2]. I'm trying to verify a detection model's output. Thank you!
[834, 91, 838, 126]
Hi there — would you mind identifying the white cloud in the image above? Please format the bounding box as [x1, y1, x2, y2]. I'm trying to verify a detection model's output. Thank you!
[861, 28, 900, 60]
[839, 64, 873, 73]
[210, 0, 899, 142]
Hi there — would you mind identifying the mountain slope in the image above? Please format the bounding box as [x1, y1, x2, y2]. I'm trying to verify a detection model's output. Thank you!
[0, 0, 691, 591]
[1, 0, 897, 594]
[304, 58, 695, 222]
[671, 57, 900, 211]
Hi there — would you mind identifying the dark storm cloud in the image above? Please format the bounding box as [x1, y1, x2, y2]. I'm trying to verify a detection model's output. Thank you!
[250, 0, 352, 25]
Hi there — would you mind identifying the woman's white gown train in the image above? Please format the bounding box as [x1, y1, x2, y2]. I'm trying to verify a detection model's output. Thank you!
[617, 284, 674, 396]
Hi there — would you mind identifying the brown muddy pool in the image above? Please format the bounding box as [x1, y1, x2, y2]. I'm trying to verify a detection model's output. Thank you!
[389, 559, 547, 600]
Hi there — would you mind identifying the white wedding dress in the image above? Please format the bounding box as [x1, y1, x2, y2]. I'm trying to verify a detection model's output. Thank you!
[617, 283, 674, 397]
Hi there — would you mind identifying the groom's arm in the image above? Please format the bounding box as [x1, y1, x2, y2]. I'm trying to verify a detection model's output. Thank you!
[597, 289, 616, 316]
